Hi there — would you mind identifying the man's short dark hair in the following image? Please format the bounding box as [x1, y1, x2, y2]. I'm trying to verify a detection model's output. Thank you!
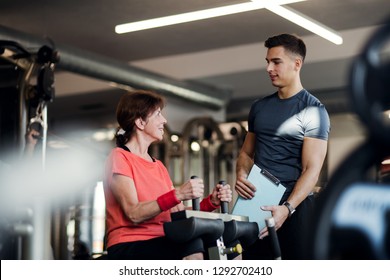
[265, 33, 306, 62]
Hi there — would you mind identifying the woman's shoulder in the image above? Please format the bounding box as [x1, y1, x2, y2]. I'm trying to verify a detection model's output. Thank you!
[110, 146, 127, 156]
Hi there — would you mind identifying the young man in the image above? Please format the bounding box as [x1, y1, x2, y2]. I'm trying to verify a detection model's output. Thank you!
[235, 34, 330, 259]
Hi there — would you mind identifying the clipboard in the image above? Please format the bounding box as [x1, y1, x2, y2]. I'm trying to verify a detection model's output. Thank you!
[232, 164, 286, 231]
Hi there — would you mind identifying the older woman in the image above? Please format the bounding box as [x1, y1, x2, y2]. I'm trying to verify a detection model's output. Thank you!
[104, 90, 232, 260]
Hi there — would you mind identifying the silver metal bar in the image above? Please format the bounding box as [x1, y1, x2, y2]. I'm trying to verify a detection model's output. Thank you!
[0, 25, 231, 109]
[171, 209, 249, 222]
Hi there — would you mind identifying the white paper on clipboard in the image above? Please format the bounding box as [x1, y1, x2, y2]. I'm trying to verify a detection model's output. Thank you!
[232, 164, 286, 231]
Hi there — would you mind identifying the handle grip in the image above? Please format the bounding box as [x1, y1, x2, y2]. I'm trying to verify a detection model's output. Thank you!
[219, 180, 229, 214]
[191, 175, 200, 211]
[265, 217, 282, 260]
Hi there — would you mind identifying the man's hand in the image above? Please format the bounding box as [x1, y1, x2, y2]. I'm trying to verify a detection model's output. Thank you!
[235, 174, 256, 199]
[258, 205, 289, 239]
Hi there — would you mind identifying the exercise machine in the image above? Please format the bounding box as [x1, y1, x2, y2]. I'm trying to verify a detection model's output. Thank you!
[0, 40, 58, 259]
[164, 179, 259, 260]
[309, 18, 390, 259]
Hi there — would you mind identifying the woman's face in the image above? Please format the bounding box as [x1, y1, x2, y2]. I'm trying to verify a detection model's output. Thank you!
[143, 107, 167, 141]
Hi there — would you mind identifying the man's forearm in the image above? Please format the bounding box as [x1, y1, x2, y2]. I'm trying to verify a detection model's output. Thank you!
[286, 167, 319, 208]
[236, 152, 254, 177]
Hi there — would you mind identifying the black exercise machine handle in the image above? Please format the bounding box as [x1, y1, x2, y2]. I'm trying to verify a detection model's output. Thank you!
[219, 180, 229, 214]
[265, 217, 282, 260]
[190, 175, 200, 211]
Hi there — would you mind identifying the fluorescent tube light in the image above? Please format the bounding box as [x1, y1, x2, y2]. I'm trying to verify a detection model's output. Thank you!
[264, 3, 343, 45]
[381, 159, 390, 165]
[115, 0, 305, 34]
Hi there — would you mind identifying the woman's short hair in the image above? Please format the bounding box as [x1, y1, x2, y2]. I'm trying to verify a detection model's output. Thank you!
[115, 90, 165, 147]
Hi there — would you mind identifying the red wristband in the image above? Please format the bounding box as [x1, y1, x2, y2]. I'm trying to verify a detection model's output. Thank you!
[200, 194, 219, 212]
[156, 190, 181, 211]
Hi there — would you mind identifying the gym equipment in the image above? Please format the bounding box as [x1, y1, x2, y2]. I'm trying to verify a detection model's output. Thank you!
[310, 141, 390, 259]
[309, 17, 390, 259]
[0, 40, 58, 259]
[164, 178, 258, 260]
[190, 175, 201, 211]
[265, 217, 282, 260]
[349, 19, 390, 145]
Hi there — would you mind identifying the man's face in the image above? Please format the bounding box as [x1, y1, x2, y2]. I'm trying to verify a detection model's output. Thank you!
[265, 46, 300, 89]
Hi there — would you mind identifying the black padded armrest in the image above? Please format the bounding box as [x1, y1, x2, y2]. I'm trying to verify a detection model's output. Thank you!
[223, 220, 259, 249]
[164, 216, 224, 244]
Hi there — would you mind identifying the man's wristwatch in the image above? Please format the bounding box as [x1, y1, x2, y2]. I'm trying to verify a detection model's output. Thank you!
[283, 201, 296, 217]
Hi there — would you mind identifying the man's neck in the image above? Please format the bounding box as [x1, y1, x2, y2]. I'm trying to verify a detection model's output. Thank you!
[277, 83, 303, 99]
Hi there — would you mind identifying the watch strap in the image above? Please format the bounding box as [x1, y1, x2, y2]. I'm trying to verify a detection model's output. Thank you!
[283, 201, 296, 217]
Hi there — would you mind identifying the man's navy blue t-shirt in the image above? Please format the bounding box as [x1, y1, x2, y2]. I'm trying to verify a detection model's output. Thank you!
[248, 89, 330, 197]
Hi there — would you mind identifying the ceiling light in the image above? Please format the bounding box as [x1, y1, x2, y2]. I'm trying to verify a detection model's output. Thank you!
[381, 159, 390, 165]
[47, 140, 69, 149]
[92, 129, 115, 141]
[190, 141, 201, 152]
[115, 0, 305, 34]
[116, 0, 342, 45]
[170, 134, 179, 142]
[263, 3, 343, 45]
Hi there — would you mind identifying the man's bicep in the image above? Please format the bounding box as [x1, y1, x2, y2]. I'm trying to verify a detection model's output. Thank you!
[240, 132, 256, 158]
[302, 137, 328, 170]
[236, 132, 256, 177]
